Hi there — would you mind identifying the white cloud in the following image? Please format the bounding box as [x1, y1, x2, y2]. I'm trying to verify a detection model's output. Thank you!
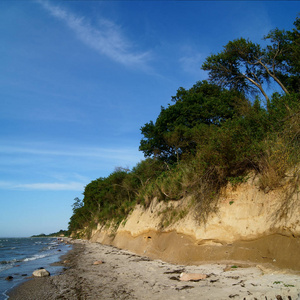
[38, 1, 151, 68]
[180, 53, 202, 73]
[0, 180, 85, 191]
[0, 141, 144, 191]
[0, 143, 143, 164]
[0, 181, 13, 189]
[234, 4, 273, 41]
[17, 182, 85, 191]
[179, 47, 207, 80]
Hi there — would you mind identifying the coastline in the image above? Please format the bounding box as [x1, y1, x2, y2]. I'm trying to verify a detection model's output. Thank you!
[8, 239, 300, 299]
[7, 239, 85, 300]
[0, 237, 72, 300]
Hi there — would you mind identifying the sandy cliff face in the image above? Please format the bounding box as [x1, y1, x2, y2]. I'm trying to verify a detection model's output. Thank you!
[89, 178, 300, 270]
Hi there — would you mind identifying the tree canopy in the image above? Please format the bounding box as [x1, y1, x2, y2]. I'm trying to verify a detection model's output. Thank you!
[139, 81, 247, 162]
[202, 17, 300, 104]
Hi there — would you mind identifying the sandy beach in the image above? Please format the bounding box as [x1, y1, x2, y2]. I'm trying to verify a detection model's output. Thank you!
[8, 239, 300, 300]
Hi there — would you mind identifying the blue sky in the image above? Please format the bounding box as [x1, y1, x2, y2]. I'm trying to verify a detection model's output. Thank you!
[0, 1, 298, 237]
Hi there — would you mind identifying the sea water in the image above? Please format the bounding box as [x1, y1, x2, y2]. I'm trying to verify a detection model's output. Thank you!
[0, 237, 72, 300]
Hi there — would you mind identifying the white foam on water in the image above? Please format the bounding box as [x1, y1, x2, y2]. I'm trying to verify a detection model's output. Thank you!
[23, 253, 49, 262]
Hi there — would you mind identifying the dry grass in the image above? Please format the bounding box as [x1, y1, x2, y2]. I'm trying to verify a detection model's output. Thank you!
[272, 166, 300, 222]
[259, 138, 291, 191]
[158, 203, 189, 229]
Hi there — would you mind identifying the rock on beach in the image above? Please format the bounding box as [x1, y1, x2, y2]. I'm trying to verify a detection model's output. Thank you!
[32, 268, 50, 277]
[179, 273, 207, 281]
[5, 276, 14, 281]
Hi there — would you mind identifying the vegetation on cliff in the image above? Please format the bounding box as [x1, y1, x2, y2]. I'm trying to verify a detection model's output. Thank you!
[68, 17, 300, 237]
[31, 230, 69, 238]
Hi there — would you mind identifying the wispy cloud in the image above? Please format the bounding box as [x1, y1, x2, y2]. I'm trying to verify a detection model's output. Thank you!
[180, 53, 202, 73]
[38, 1, 151, 69]
[0, 144, 143, 164]
[179, 48, 207, 80]
[0, 180, 85, 191]
[0, 141, 143, 191]
[234, 4, 273, 41]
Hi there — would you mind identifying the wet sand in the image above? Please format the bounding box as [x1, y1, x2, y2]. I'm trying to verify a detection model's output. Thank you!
[8, 239, 300, 299]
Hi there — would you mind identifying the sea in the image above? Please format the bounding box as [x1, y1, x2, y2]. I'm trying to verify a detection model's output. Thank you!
[0, 237, 72, 300]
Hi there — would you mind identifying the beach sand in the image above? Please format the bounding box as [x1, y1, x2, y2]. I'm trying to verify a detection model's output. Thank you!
[8, 239, 300, 299]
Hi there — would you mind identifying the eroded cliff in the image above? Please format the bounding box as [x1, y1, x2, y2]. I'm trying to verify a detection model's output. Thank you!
[87, 176, 300, 271]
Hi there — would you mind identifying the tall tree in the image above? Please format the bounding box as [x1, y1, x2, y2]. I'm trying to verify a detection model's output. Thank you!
[203, 38, 278, 104]
[202, 16, 300, 103]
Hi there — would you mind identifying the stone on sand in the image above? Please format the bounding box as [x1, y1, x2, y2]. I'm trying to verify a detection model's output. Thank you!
[32, 268, 50, 277]
[179, 273, 207, 281]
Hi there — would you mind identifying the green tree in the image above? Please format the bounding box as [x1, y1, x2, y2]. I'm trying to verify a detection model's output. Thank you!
[202, 16, 300, 103]
[139, 81, 246, 162]
[130, 158, 166, 187]
[72, 197, 83, 211]
[68, 197, 91, 232]
[264, 17, 300, 93]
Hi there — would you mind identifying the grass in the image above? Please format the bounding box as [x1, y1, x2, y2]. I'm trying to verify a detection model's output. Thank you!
[227, 175, 250, 188]
[158, 203, 189, 229]
[273, 281, 295, 287]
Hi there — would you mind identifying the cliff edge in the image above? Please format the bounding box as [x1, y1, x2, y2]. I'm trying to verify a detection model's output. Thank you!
[86, 176, 300, 271]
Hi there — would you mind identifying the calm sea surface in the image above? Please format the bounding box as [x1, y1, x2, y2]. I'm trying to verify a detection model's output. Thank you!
[0, 237, 72, 300]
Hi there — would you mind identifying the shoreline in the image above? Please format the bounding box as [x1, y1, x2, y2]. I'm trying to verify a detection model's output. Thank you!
[7, 239, 85, 300]
[8, 239, 300, 299]
[0, 237, 72, 300]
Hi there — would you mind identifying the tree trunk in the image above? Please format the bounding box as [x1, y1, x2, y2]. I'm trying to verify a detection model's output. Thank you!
[243, 74, 270, 104]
